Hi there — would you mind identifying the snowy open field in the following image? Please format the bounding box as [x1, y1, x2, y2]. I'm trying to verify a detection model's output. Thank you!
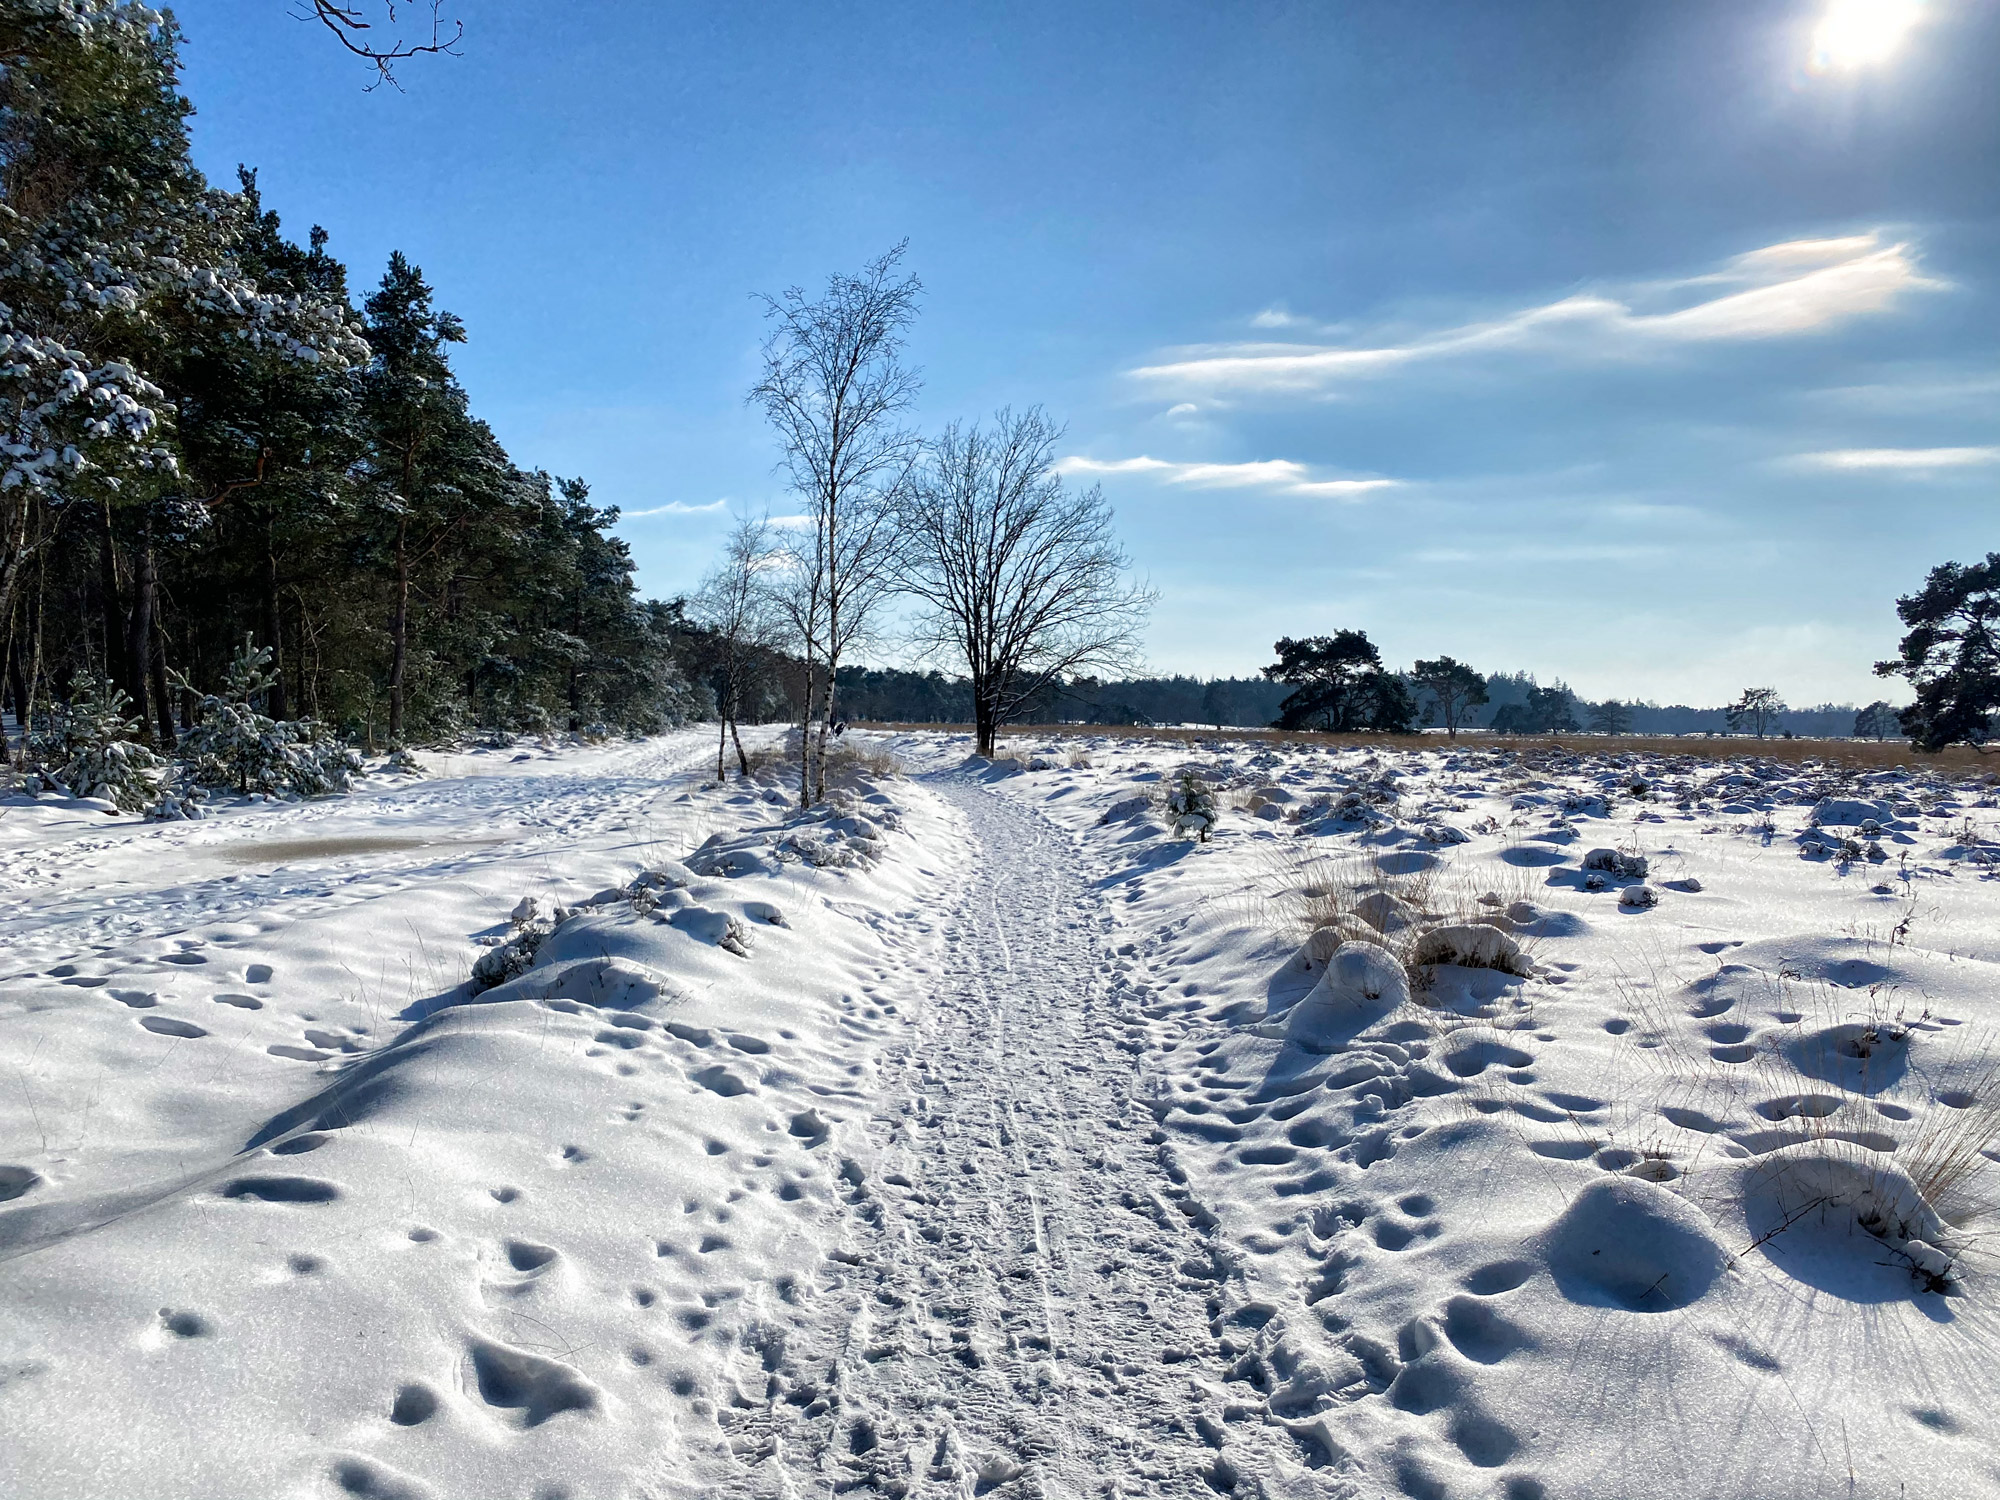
[4, 727, 1999, 1499]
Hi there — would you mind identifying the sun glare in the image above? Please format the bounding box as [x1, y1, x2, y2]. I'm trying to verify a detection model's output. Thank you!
[1811, 0, 1922, 70]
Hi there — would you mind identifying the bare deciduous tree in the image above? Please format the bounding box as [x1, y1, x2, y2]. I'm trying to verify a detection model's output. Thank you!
[900, 407, 1154, 757]
[693, 513, 780, 780]
[750, 244, 921, 804]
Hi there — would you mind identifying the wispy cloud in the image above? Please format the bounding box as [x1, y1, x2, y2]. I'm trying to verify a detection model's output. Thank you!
[1794, 445, 2000, 471]
[1132, 234, 1941, 396]
[1053, 454, 1398, 499]
[622, 499, 728, 517]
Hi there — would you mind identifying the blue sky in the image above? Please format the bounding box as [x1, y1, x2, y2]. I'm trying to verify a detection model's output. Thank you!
[176, 0, 1998, 704]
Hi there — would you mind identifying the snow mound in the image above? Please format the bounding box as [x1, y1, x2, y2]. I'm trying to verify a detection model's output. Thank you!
[1286, 941, 1410, 1048]
[1737, 1145, 1958, 1295]
[1542, 1176, 1728, 1312]
[1296, 917, 1386, 969]
[1352, 890, 1420, 933]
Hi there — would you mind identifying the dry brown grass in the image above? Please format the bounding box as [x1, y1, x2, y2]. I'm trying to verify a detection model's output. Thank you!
[827, 738, 904, 778]
[853, 720, 1995, 774]
[1254, 844, 1543, 994]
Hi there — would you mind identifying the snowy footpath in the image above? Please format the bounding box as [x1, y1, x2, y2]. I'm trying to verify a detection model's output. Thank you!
[4, 728, 2000, 1499]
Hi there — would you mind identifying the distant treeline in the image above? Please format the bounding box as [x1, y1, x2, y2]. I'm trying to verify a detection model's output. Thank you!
[836, 666, 1872, 737]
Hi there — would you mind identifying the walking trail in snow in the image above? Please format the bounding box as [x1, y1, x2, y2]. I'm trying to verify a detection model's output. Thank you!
[724, 779, 1333, 1497]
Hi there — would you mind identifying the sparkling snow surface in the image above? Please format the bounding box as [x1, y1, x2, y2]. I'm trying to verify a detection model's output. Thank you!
[3, 729, 1998, 1499]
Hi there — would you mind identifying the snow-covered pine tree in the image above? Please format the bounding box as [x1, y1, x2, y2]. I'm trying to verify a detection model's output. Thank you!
[27, 675, 163, 810]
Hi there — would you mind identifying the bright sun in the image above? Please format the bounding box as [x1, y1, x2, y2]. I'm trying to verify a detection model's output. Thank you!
[1812, 0, 1922, 69]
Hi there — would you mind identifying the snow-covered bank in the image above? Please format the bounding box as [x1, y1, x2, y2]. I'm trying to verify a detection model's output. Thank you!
[912, 731, 2000, 1500]
[0, 731, 969, 1498]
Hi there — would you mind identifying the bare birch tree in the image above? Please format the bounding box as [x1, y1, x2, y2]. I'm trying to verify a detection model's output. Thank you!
[900, 407, 1154, 757]
[749, 244, 921, 804]
[692, 512, 779, 781]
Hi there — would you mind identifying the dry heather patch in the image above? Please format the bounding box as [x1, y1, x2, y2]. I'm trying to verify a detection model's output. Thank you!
[741, 739, 795, 777]
[851, 719, 2000, 773]
[825, 737, 904, 779]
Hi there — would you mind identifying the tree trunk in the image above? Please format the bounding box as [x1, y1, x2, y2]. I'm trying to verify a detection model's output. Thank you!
[716, 645, 738, 779]
[797, 648, 815, 807]
[389, 514, 409, 745]
[730, 716, 749, 775]
[0, 495, 33, 691]
[19, 569, 43, 764]
[122, 520, 159, 745]
[261, 516, 288, 721]
[95, 501, 133, 708]
[149, 610, 176, 747]
[972, 671, 996, 757]
[6, 631, 26, 753]
[818, 660, 841, 797]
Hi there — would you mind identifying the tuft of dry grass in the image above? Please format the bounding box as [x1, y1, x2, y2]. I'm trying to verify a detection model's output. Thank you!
[1904, 1053, 2000, 1232]
[1251, 844, 1543, 996]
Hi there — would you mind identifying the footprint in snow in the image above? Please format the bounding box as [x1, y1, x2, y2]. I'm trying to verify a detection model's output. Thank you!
[218, 1175, 342, 1204]
[268, 1044, 334, 1062]
[691, 1065, 751, 1097]
[139, 1015, 208, 1039]
[158, 1308, 211, 1338]
[0, 1166, 43, 1201]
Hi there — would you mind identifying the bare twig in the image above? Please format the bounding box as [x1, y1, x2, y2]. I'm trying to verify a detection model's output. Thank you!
[299, 0, 463, 89]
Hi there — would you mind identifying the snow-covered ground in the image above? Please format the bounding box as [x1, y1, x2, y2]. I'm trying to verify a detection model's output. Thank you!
[3, 727, 1998, 1499]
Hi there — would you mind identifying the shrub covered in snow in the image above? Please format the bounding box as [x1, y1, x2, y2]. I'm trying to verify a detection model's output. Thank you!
[471, 902, 565, 991]
[1582, 846, 1649, 879]
[175, 638, 364, 799]
[27, 677, 163, 812]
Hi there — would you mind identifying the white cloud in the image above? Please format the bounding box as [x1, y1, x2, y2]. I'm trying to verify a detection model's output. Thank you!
[622, 498, 728, 517]
[1133, 233, 1941, 395]
[1250, 306, 1303, 329]
[1053, 454, 1397, 499]
[1796, 445, 2000, 471]
[1165, 402, 1199, 418]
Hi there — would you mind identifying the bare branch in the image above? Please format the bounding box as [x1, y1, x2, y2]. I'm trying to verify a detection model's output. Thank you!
[299, 1, 464, 90]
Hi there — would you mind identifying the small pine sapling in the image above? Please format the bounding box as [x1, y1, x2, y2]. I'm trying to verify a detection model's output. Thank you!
[27, 677, 164, 811]
[1167, 769, 1218, 842]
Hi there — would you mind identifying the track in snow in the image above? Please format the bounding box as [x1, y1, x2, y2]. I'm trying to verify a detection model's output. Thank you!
[720, 777, 1347, 1499]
